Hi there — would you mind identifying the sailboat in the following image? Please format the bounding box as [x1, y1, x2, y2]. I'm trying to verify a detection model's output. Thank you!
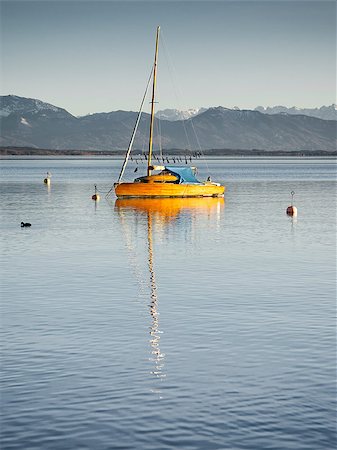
[113, 26, 225, 199]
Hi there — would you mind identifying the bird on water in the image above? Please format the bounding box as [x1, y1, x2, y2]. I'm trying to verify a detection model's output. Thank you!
[21, 222, 31, 227]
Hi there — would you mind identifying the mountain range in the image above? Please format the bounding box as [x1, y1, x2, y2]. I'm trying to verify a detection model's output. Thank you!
[254, 104, 337, 121]
[0, 95, 336, 153]
[156, 105, 337, 122]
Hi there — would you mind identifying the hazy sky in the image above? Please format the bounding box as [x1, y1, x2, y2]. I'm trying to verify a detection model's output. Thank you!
[1, 0, 335, 116]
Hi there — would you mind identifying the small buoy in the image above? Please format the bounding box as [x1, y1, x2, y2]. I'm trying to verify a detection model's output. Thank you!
[92, 185, 100, 201]
[21, 222, 31, 227]
[286, 191, 297, 216]
[286, 205, 297, 216]
[44, 171, 51, 185]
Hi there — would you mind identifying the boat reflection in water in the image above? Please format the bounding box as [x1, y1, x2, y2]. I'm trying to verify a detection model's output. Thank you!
[114, 197, 225, 392]
[115, 197, 225, 224]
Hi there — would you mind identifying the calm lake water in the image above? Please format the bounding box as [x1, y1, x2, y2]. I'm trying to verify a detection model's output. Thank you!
[1, 158, 336, 450]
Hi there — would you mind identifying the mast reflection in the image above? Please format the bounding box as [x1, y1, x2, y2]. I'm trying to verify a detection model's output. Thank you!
[115, 197, 225, 390]
[147, 211, 165, 380]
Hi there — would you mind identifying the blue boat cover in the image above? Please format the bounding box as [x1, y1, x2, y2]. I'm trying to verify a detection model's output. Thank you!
[165, 166, 201, 184]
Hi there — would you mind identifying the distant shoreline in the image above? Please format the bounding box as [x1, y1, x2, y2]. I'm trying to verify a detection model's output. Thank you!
[1, 146, 336, 158]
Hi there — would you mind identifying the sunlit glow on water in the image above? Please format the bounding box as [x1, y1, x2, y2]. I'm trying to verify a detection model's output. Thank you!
[0, 158, 336, 450]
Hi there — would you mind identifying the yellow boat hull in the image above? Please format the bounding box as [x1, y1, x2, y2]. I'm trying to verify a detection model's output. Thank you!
[114, 182, 225, 198]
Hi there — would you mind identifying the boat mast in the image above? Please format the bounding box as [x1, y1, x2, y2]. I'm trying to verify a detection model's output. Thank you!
[147, 26, 160, 177]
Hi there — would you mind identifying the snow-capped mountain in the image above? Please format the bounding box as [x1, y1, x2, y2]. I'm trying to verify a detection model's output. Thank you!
[255, 104, 337, 121]
[155, 108, 207, 121]
[0, 95, 74, 118]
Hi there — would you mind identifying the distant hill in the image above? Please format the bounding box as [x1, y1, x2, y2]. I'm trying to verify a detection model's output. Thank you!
[0, 95, 336, 153]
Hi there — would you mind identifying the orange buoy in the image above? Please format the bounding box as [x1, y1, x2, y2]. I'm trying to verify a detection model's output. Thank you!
[286, 205, 297, 216]
[286, 191, 297, 216]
